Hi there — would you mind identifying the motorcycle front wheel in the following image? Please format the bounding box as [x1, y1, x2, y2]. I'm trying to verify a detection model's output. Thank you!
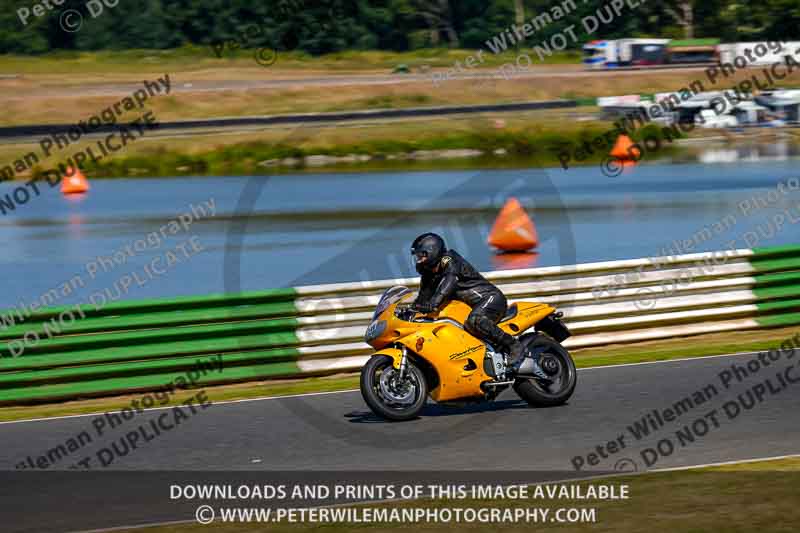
[360, 355, 427, 421]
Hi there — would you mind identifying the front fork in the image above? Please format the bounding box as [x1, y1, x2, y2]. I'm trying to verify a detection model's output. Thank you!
[397, 345, 409, 380]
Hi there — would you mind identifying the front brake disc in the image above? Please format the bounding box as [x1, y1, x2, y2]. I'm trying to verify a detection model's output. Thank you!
[379, 369, 415, 405]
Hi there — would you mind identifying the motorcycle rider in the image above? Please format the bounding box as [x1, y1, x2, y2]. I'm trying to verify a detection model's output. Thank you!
[410, 232, 546, 377]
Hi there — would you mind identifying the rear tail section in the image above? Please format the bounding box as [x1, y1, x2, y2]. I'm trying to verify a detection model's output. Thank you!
[499, 302, 554, 335]
[499, 302, 570, 342]
[535, 312, 571, 342]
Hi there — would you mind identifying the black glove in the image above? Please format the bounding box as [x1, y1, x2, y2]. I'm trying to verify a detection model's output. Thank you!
[413, 301, 436, 314]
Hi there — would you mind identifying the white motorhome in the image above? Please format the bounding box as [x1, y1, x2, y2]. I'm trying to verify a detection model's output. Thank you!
[717, 42, 800, 66]
[755, 89, 800, 123]
[661, 91, 740, 128]
[583, 39, 670, 69]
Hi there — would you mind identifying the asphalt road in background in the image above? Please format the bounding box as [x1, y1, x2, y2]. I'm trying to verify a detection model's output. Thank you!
[1, 351, 798, 531]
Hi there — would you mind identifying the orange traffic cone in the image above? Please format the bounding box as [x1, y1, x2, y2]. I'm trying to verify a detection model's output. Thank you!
[609, 134, 640, 161]
[61, 167, 90, 195]
[487, 197, 538, 252]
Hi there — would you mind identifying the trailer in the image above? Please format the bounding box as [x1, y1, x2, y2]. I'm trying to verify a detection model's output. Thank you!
[664, 38, 719, 64]
[582, 39, 669, 69]
[717, 42, 800, 66]
[583, 39, 799, 70]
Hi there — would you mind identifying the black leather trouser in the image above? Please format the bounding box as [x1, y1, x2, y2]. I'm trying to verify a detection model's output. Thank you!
[463, 291, 520, 352]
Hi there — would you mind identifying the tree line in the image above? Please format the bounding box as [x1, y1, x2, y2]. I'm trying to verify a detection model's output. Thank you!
[1, 0, 797, 55]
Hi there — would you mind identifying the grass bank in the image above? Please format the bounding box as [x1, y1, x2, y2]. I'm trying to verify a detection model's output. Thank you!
[17, 116, 698, 180]
[1, 325, 795, 423]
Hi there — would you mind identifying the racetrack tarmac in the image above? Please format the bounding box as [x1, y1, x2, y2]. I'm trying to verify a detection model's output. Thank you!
[1, 351, 798, 531]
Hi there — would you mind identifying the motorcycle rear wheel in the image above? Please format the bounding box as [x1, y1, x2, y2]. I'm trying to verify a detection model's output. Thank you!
[513, 333, 577, 407]
[360, 355, 428, 421]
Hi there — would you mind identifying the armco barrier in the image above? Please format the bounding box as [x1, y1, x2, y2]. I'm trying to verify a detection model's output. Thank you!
[1, 244, 800, 405]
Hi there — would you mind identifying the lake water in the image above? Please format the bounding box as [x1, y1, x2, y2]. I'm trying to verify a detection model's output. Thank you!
[1, 159, 798, 308]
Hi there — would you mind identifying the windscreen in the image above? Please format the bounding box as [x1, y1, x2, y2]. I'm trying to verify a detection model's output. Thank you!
[372, 285, 411, 320]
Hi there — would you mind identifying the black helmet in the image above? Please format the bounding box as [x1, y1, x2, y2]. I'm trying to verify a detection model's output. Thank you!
[411, 233, 446, 272]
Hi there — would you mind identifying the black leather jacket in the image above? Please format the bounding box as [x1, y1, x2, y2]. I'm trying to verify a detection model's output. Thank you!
[415, 250, 501, 309]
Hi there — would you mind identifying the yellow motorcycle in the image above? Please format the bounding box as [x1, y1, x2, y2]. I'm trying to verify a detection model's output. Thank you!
[361, 286, 576, 421]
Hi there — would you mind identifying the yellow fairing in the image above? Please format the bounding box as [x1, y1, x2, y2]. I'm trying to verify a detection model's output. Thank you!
[410, 318, 488, 402]
[371, 347, 404, 368]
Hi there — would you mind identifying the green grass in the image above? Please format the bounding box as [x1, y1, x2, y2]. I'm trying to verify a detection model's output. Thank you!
[0, 47, 582, 75]
[344, 93, 435, 110]
[1, 325, 796, 423]
[569, 329, 792, 368]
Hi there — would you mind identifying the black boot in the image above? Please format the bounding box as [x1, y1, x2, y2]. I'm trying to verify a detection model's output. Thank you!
[506, 339, 549, 380]
[506, 340, 526, 371]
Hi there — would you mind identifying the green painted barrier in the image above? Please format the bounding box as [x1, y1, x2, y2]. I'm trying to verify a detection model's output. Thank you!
[0, 332, 301, 372]
[0, 317, 300, 357]
[757, 312, 800, 328]
[753, 244, 800, 259]
[0, 287, 296, 325]
[751, 256, 800, 274]
[0, 301, 299, 341]
[757, 298, 800, 313]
